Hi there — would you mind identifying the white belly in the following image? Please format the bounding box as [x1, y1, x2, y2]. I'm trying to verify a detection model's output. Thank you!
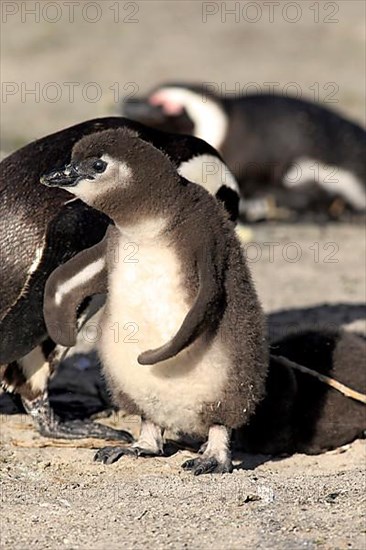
[100, 233, 228, 435]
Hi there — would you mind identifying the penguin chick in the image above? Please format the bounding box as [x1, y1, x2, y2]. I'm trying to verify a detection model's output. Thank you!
[41, 127, 268, 475]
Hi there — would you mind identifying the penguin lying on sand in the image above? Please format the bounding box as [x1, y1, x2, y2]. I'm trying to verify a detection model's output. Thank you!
[236, 329, 366, 455]
[0, 117, 239, 439]
[123, 83, 366, 222]
[41, 127, 268, 475]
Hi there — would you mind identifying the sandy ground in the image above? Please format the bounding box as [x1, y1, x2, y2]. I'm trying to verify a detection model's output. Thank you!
[1, 223, 365, 550]
[0, 417, 365, 550]
[1, 2, 366, 549]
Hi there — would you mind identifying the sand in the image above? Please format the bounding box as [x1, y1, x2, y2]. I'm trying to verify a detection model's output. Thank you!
[1, 2, 365, 549]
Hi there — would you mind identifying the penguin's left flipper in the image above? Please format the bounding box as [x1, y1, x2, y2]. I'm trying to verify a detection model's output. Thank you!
[138, 245, 222, 365]
[44, 232, 109, 348]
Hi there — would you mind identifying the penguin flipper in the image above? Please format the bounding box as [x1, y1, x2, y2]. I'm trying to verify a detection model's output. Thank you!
[138, 246, 222, 365]
[43, 235, 108, 347]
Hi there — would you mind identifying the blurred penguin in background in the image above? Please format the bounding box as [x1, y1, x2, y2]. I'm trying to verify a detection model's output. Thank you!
[123, 83, 366, 222]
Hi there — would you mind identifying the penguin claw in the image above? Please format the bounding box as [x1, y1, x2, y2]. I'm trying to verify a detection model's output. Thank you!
[181, 456, 233, 475]
[181, 458, 197, 470]
[94, 446, 138, 464]
[94, 445, 162, 464]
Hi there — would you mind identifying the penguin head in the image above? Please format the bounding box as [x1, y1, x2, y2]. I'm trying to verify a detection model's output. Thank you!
[123, 84, 227, 151]
[123, 84, 196, 135]
[41, 127, 182, 221]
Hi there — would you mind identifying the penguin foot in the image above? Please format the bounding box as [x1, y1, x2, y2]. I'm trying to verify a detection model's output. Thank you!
[181, 456, 233, 476]
[22, 393, 133, 442]
[38, 418, 134, 442]
[94, 444, 162, 464]
[182, 425, 233, 475]
[94, 419, 165, 464]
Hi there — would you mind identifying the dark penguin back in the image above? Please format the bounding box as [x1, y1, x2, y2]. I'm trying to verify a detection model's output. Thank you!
[235, 329, 366, 455]
[222, 94, 366, 185]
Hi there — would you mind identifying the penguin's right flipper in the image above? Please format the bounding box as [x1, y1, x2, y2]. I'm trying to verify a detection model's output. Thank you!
[44, 233, 109, 348]
[138, 244, 223, 365]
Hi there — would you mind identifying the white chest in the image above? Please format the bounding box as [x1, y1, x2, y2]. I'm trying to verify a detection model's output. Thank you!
[99, 230, 229, 435]
[107, 233, 188, 347]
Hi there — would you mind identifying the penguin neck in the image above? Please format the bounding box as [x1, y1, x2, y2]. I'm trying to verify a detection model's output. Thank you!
[101, 183, 185, 240]
[110, 181, 204, 245]
[116, 217, 169, 244]
[190, 96, 228, 151]
[159, 88, 228, 151]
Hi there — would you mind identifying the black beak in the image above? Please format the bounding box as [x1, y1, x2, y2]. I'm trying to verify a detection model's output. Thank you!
[40, 162, 84, 188]
[123, 98, 166, 124]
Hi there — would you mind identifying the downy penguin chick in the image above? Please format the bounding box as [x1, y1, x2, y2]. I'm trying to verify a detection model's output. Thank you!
[41, 127, 268, 475]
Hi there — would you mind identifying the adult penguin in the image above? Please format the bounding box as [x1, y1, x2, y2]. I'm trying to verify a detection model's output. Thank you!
[123, 83, 366, 222]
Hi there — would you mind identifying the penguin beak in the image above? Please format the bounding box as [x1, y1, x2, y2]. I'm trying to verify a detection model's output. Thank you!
[123, 98, 166, 124]
[41, 162, 84, 188]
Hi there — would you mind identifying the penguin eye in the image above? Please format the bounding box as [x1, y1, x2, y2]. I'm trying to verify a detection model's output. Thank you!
[92, 159, 107, 173]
